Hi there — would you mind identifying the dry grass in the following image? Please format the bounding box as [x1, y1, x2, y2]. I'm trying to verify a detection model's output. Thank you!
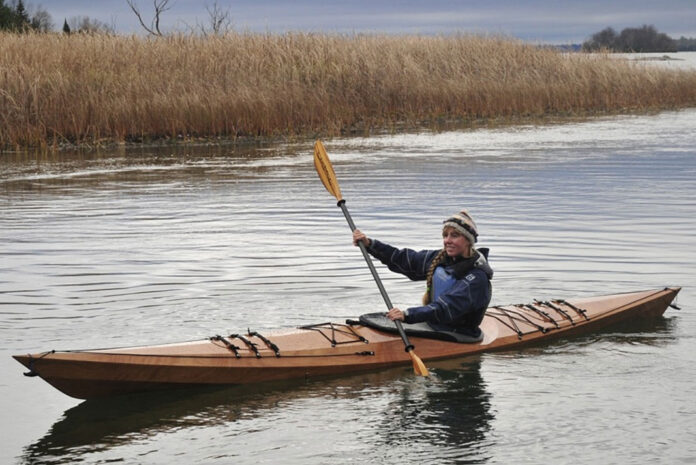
[2, 32, 696, 149]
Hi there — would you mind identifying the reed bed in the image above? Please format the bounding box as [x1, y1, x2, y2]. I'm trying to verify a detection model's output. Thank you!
[2, 32, 696, 149]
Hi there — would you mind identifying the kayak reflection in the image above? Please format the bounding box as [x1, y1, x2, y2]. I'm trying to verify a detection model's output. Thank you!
[376, 358, 492, 460]
[20, 359, 492, 464]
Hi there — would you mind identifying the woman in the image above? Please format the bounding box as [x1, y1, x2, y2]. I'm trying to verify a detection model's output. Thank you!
[353, 209, 493, 339]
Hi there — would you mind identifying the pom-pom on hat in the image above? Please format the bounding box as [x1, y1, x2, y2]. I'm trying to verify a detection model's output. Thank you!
[443, 209, 478, 245]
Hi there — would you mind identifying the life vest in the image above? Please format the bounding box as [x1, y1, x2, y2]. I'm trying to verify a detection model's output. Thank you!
[431, 266, 456, 303]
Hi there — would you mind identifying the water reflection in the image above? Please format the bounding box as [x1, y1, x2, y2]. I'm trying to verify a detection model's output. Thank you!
[20, 359, 496, 464]
[22, 384, 271, 464]
[0, 141, 310, 194]
[377, 359, 493, 463]
[20, 360, 491, 464]
[578, 313, 678, 346]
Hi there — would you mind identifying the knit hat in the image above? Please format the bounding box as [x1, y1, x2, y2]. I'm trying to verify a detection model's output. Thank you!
[443, 209, 478, 245]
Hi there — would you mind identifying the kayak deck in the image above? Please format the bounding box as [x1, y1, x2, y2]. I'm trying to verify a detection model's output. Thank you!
[13, 287, 680, 399]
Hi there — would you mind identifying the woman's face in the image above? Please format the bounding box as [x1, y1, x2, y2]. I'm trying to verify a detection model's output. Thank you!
[442, 227, 471, 258]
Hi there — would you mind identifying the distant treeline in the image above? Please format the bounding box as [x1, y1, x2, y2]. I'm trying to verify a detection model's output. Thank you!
[583, 25, 696, 52]
[0, 0, 51, 32]
[676, 36, 696, 51]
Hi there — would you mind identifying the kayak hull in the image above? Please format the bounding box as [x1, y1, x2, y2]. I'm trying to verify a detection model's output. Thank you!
[13, 287, 680, 399]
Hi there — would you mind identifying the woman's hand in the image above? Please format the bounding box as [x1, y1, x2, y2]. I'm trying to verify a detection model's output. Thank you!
[387, 307, 405, 321]
[352, 229, 371, 248]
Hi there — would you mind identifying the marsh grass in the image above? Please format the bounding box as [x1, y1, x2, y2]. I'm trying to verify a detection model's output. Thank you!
[2, 32, 696, 149]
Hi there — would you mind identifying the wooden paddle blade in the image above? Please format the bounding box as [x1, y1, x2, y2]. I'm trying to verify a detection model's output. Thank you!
[408, 350, 430, 377]
[313, 140, 343, 201]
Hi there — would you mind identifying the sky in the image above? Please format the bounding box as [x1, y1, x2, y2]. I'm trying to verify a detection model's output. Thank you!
[30, 0, 696, 44]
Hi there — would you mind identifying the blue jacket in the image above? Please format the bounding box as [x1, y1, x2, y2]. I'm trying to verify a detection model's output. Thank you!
[367, 239, 493, 336]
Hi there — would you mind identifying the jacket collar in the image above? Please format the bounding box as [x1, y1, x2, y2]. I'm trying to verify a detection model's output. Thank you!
[445, 248, 494, 279]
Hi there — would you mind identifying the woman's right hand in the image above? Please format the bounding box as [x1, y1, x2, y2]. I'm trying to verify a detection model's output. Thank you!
[386, 307, 405, 321]
[352, 229, 371, 248]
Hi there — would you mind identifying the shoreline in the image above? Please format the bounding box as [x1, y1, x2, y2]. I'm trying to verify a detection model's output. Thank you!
[1, 108, 686, 155]
[2, 33, 696, 152]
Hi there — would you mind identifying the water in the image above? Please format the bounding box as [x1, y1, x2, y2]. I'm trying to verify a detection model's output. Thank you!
[614, 50, 696, 70]
[2, 109, 696, 464]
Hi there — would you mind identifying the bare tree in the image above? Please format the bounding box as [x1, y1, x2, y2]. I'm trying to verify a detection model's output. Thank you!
[126, 0, 172, 36]
[184, 1, 233, 36]
[29, 5, 54, 32]
[206, 1, 232, 35]
[68, 15, 114, 34]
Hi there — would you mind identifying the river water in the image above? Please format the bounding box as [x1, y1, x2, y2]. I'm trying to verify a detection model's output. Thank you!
[2, 109, 695, 464]
[615, 50, 696, 70]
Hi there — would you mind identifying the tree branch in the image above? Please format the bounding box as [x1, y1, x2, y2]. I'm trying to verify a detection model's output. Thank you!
[126, 0, 172, 36]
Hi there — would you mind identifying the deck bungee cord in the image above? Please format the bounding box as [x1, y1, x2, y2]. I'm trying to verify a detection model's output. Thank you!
[299, 322, 369, 347]
[519, 304, 561, 328]
[536, 300, 575, 325]
[229, 334, 261, 358]
[553, 299, 591, 320]
[486, 298, 591, 340]
[487, 306, 549, 338]
[247, 331, 281, 357]
[210, 335, 242, 358]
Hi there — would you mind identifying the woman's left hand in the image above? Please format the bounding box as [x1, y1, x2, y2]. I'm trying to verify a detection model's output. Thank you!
[352, 229, 371, 247]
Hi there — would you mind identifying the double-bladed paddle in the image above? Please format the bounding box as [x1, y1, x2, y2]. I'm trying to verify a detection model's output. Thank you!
[313, 140, 429, 377]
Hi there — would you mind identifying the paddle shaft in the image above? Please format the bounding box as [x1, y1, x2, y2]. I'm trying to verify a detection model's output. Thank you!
[338, 200, 415, 352]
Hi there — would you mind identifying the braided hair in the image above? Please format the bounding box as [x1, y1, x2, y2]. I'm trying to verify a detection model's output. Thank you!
[422, 249, 448, 305]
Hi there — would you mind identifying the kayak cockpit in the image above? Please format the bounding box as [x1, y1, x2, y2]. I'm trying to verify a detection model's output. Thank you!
[355, 313, 484, 343]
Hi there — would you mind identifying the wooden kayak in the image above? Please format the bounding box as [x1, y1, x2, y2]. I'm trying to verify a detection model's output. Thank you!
[13, 287, 680, 400]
